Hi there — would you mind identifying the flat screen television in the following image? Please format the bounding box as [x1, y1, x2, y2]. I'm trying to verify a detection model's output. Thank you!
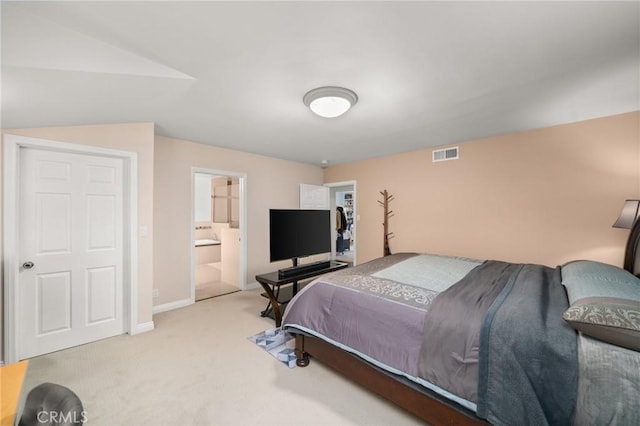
[269, 209, 331, 264]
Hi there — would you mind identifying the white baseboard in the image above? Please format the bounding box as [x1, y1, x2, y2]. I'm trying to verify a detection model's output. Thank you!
[152, 298, 194, 314]
[131, 321, 155, 335]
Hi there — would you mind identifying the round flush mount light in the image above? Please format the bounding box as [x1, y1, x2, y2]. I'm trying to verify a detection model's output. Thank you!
[303, 86, 358, 118]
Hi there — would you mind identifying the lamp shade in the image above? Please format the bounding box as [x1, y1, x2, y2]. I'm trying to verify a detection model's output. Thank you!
[303, 86, 358, 118]
[613, 199, 640, 229]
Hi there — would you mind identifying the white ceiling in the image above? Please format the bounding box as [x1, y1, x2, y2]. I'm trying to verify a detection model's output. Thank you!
[2, 1, 639, 166]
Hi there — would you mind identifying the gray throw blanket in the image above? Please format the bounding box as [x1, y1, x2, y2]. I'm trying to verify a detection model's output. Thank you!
[418, 261, 517, 402]
[418, 261, 578, 425]
[477, 263, 578, 425]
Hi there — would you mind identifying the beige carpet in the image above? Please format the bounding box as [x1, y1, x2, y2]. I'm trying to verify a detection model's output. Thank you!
[19, 289, 422, 426]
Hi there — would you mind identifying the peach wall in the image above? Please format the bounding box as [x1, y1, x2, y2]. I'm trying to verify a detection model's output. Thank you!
[153, 135, 323, 305]
[0, 123, 156, 355]
[324, 112, 640, 268]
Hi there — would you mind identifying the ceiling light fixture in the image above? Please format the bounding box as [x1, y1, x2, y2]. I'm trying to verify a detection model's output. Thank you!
[303, 86, 358, 118]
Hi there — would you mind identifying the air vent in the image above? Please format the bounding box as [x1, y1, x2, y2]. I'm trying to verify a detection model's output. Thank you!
[432, 146, 459, 162]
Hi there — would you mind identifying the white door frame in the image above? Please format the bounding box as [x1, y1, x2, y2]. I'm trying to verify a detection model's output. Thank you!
[190, 167, 247, 299]
[3, 134, 138, 364]
[325, 180, 357, 265]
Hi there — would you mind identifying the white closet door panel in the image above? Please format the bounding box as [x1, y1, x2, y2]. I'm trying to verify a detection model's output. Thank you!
[37, 272, 72, 335]
[300, 183, 329, 210]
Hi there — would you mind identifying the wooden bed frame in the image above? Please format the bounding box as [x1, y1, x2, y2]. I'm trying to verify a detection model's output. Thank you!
[294, 333, 489, 426]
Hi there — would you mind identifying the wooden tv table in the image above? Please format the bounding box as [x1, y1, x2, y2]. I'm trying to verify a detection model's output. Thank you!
[256, 260, 348, 326]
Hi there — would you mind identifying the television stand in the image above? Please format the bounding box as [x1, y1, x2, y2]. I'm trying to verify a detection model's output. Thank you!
[256, 260, 349, 326]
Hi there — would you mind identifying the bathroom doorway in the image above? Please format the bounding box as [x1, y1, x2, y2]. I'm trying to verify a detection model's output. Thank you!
[192, 169, 247, 301]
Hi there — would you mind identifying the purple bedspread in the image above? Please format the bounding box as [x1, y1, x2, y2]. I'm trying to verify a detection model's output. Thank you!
[282, 253, 436, 377]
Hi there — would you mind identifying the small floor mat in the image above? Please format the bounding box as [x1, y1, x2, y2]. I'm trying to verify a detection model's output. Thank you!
[248, 328, 296, 368]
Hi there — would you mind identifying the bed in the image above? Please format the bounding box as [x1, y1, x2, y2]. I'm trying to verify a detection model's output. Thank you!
[281, 253, 640, 425]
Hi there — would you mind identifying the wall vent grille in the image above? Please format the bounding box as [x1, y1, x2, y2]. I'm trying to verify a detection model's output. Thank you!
[432, 147, 459, 162]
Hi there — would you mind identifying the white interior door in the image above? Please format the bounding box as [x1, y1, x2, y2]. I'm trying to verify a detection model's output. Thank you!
[18, 147, 124, 359]
[300, 184, 329, 210]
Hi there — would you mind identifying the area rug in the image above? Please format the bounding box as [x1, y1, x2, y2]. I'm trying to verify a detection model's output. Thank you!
[248, 328, 296, 368]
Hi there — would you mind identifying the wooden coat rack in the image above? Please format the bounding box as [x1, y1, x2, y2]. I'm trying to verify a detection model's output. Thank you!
[378, 190, 394, 256]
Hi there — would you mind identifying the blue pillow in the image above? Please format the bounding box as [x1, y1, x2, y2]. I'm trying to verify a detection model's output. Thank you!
[561, 260, 640, 352]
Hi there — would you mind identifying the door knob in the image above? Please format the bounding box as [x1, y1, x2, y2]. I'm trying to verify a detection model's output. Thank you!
[22, 261, 35, 269]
